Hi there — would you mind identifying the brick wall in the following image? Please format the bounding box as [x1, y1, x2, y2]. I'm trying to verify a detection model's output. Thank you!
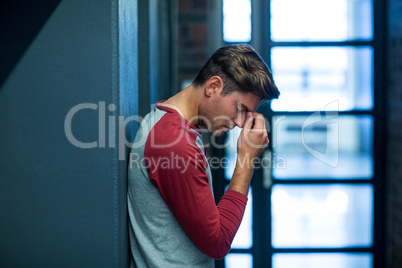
[177, 0, 210, 88]
[388, 0, 402, 267]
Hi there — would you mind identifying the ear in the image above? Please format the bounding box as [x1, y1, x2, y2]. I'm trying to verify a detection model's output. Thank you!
[205, 76, 223, 97]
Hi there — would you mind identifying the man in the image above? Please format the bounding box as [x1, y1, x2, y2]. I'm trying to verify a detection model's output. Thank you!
[128, 44, 279, 267]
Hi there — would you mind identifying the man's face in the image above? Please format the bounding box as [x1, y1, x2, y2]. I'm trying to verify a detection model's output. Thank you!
[201, 91, 262, 136]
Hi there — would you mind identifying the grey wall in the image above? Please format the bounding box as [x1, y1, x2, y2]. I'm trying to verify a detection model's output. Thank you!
[0, 0, 137, 267]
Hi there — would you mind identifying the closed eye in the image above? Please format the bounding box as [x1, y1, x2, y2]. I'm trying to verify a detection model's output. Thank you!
[237, 107, 245, 113]
[237, 103, 249, 113]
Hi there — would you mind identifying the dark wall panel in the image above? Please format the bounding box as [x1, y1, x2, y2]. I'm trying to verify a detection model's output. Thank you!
[0, 0, 136, 267]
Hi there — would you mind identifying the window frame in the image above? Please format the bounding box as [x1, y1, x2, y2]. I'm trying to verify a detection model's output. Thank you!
[213, 0, 387, 267]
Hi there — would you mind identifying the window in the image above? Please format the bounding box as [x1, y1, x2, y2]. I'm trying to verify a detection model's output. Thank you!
[216, 0, 386, 267]
[223, 0, 252, 42]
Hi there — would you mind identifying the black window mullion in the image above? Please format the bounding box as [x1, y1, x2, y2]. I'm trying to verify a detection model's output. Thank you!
[371, 0, 387, 267]
[251, 0, 273, 267]
[228, 248, 254, 254]
[268, 41, 374, 47]
[272, 247, 375, 254]
[272, 179, 374, 185]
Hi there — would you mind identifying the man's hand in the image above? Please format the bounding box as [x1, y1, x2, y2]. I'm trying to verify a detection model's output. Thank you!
[228, 112, 269, 196]
[237, 112, 269, 163]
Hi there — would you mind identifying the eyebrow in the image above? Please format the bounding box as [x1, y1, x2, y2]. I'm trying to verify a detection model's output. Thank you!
[241, 103, 251, 113]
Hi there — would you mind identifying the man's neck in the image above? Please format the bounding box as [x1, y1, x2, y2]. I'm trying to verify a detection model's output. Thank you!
[159, 85, 202, 125]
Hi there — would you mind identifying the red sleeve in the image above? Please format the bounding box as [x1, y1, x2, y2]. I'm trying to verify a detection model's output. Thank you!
[145, 119, 247, 259]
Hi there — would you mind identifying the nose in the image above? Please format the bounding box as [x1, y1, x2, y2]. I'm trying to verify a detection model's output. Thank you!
[233, 113, 246, 128]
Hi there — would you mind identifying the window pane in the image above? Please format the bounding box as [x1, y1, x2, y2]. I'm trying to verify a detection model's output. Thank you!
[224, 185, 253, 249]
[223, 130, 253, 248]
[225, 253, 253, 268]
[270, 47, 373, 111]
[273, 253, 372, 268]
[223, 0, 252, 42]
[271, 184, 373, 248]
[224, 127, 241, 180]
[271, 0, 373, 41]
[272, 115, 373, 179]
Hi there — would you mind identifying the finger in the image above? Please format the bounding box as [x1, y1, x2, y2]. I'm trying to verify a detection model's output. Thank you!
[242, 112, 255, 130]
[250, 113, 266, 129]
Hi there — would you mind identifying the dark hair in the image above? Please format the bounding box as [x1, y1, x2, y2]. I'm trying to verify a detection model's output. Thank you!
[192, 44, 280, 100]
